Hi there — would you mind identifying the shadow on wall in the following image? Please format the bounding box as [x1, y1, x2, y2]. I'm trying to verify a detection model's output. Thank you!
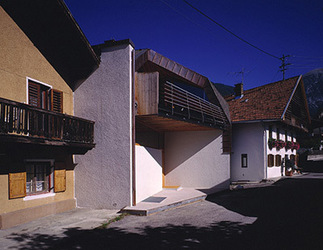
[164, 130, 221, 175]
[145, 147, 162, 167]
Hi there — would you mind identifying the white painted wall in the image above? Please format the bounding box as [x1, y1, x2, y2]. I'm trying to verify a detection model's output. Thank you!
[74, 43, 134, 209]
[265, 125, 298, 179]
[135, 145, 163, 203]
[231, 123, 265, 182]
[164, 130, 230, 193]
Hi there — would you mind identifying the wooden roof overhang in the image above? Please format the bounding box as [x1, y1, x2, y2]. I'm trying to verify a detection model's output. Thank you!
[1, 0, 100, 91]
[136, 115, 219, 133]
[135, 49, 231, 130]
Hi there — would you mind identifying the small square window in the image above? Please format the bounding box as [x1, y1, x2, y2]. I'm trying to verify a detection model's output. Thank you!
[241, 154, 248, 168]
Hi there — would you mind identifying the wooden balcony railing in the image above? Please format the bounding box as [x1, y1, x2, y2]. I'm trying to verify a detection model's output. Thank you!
[0, 97, 94, 145]
[159, 81, 227, 128]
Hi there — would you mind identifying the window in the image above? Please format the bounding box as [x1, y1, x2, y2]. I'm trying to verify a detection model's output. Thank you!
[285, 130, 288, 142]
[28, 79, 63, 113]
[241, 154, 248, 168]
[8, 161, 66, 199]
[26, 162, 53, 195]
[277, 127, 280, 140]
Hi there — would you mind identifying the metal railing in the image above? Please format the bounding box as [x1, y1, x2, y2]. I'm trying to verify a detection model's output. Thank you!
[0, 97, 94, 144]
[159, 81, 227, 127]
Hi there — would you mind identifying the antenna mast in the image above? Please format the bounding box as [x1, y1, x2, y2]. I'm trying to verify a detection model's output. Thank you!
[279, 54, 291, 80]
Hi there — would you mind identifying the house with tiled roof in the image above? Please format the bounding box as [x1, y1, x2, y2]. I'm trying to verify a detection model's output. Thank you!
[225, 76, 311, 182]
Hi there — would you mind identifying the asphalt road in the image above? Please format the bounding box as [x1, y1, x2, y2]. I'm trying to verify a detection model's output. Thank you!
[2, 173, 323, 249]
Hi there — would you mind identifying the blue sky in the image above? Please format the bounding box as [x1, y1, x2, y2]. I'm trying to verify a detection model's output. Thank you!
[65, 0, 323, 90]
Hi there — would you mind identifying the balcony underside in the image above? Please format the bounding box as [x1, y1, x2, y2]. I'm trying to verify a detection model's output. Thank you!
[0, 134, 95, 155]
[136, 114, 220, 133]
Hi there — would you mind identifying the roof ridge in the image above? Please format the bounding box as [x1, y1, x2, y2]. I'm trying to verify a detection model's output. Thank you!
[244, 75, 300, 94]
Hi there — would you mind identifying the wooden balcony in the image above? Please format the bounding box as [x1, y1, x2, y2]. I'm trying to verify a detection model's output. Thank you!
[159, 81, 227, 128]
[135, 73, 228, 132]
[0, 97, 94, 153]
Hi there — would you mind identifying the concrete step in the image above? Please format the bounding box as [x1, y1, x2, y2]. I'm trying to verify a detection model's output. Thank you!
[122, 188, 207, 216]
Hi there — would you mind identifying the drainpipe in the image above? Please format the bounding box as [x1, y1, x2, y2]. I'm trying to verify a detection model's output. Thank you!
[262, 121, 268, 180]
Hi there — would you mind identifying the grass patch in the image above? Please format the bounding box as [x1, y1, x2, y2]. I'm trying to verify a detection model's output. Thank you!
[97, 213, 129, 229]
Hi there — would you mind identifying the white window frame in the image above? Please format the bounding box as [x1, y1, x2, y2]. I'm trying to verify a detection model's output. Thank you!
[23, 159, 55, 201]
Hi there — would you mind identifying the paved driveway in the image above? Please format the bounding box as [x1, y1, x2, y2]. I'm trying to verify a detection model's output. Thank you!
[1, 173, 323, 249]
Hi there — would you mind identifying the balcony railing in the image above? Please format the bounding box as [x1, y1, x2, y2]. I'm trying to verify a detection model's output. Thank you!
[0, 97, 94, 145]
[159, 81, 227, 128]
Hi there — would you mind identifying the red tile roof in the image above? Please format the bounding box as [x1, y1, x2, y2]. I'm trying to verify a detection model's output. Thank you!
[225, 76, 300, 122]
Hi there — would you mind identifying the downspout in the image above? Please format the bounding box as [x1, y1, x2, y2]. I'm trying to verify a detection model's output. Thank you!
[262, 121, 268, 180]
[131, 46, 136, 206]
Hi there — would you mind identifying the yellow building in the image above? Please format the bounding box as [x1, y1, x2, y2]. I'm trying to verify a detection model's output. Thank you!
[0, 0, 99, 229]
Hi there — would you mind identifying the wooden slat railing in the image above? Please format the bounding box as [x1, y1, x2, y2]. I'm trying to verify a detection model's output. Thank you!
[159, 81, 227, 128]
[0, 97, 94, 144]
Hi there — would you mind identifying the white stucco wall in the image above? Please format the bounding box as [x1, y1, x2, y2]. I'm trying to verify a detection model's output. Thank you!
[74, 43, 134, 209]
[266, 125, 298, 179]
[231, 123, 265, 182]
[164, 130, 230, 193]
[135, 145, 163, 203]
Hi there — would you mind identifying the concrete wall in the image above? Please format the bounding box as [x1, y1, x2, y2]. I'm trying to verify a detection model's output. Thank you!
[74, 43, 134, 209]
[0, 7, 73, 115]
[231, 123, 266, 182]
[135, 145, 163, 203]
[164, 130, 230, 193]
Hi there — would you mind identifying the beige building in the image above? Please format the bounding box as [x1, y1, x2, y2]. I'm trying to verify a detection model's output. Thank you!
[0, 0, 99, 229]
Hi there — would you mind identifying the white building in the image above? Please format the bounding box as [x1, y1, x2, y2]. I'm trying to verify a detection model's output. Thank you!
[226, 76, 311, 182]
[74, 40, 232, 208]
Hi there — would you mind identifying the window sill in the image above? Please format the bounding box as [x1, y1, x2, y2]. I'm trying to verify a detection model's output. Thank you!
[23, 192, 55, 201]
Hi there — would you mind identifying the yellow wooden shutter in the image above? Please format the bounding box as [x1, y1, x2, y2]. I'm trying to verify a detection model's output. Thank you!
[50, 89, 63, 113]
[9, 172, 26, 199]
[54, 169, 66, 193]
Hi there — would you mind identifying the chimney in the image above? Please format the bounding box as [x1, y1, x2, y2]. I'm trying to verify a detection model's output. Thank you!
[234, 83, 243, 97]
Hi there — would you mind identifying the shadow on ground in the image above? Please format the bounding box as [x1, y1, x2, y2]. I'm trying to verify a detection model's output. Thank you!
[5, 176, 323, 249]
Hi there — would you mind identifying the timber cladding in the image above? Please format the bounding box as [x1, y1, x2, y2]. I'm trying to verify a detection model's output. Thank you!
[135, 72, 159, 115]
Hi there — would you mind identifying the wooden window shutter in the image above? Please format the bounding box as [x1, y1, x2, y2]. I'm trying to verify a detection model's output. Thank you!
[9, 172, 26, 199]
[54, 162, 66, 193]
[28, 81, 41, 108]
[268, 154, 274, 167]
[222, 129, 231, 154]
[50, 89, 63, 113]
[54, 169, 66, 193]
[275, 155, 281, 166]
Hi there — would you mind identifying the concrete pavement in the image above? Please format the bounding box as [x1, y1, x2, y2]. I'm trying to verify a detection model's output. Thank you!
[1, 173, 323, 249]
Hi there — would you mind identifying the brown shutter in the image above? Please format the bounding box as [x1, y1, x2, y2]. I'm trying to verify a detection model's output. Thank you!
[28, 81, 41, 108]
[222, 129, 231, 154]
[9, 172, 26, 199]
[50, 89, 63, 113]
[275, 155, 281, 166]
[54, 169, 66, 193]
[268, 154, 274, 167]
